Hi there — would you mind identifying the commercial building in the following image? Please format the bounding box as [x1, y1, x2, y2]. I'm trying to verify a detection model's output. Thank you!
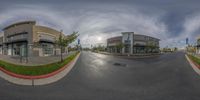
[1, 21, 67, 57]
[107, 32, 160, 54]
[0, 33, 3, 54]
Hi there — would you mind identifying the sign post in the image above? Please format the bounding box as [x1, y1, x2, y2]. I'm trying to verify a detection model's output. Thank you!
[78, 39, 81, 51]
[186, 38, 189, 45]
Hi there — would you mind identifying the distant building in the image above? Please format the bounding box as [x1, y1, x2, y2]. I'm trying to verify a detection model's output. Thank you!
[1, 21, 67, 57]
[107, 32, 160, 54]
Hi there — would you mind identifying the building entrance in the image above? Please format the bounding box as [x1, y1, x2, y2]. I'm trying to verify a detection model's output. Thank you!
[13, 42, 27, 56]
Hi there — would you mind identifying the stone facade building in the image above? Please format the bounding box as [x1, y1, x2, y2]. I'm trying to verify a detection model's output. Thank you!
[1, 21, 67, 57]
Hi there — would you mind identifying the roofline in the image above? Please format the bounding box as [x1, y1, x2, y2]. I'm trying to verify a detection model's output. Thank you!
[107, 36, 122, 40]
[3, 21, 36, 31]
[134, 34, 160, 41]
[107, 34, 160, 41]
[36, 25, 61, 33]
[35, 25, 66, 37]
[121, 32, 160, 40]
[121, 32, 134, 34]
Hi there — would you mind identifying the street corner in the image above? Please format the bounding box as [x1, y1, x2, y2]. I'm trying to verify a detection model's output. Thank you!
[185, 54, 200, 75]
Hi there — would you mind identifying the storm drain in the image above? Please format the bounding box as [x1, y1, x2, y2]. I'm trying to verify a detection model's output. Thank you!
[113, 62, 127, 67]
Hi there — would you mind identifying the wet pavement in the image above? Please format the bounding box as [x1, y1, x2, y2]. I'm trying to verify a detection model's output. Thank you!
[0, 51, 200, 100]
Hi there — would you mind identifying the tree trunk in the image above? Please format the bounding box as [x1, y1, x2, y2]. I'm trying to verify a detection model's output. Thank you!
[61, 46, 63, 62]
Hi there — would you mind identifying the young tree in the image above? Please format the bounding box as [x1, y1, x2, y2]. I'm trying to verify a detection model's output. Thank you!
[56, 31, 79, 62]
[147, 42, 156, 53]
[116, 42, 124, 53]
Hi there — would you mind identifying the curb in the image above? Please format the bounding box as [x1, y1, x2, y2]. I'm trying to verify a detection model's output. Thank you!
[185, 54, 200, 75]
[0, 53, 81, 86]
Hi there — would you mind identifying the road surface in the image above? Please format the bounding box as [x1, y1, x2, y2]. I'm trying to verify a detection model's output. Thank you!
[0, 51, 200, 100]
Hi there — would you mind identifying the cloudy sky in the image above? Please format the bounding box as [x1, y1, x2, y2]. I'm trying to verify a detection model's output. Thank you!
[0, 0, 200, 48]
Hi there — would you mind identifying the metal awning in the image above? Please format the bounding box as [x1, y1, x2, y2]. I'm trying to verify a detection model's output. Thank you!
[4, 39, 28, 44]
[39, 39, 55, 44]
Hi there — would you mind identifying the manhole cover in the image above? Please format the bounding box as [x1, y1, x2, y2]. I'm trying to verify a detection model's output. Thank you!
[113, 63, 127, 67]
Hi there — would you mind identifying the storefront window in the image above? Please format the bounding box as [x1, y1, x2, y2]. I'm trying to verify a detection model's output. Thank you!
[41, 43, 53, 56]
[0, 46, 2, 54]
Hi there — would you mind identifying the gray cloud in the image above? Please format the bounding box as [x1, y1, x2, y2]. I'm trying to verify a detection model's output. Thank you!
[0, 0, 200, 48]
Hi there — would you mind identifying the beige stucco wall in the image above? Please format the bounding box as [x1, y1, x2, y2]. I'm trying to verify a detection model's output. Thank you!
[33, 25, 62, 43]
[32, 25, 64, 56]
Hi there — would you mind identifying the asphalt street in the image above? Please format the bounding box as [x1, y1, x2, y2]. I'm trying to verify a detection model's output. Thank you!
[1, 51, 200, 100]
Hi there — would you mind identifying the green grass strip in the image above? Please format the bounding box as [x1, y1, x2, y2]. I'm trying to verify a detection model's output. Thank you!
[188, 54, 200, 65]
[0, 52, 79, 76]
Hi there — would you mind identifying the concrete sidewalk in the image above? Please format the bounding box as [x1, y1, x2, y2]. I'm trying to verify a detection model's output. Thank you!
[0, 51, 76, 66]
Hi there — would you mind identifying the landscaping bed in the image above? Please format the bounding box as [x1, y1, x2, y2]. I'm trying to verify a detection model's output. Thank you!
[0, 52, 79, 76]
[188, 54, 200, 68]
